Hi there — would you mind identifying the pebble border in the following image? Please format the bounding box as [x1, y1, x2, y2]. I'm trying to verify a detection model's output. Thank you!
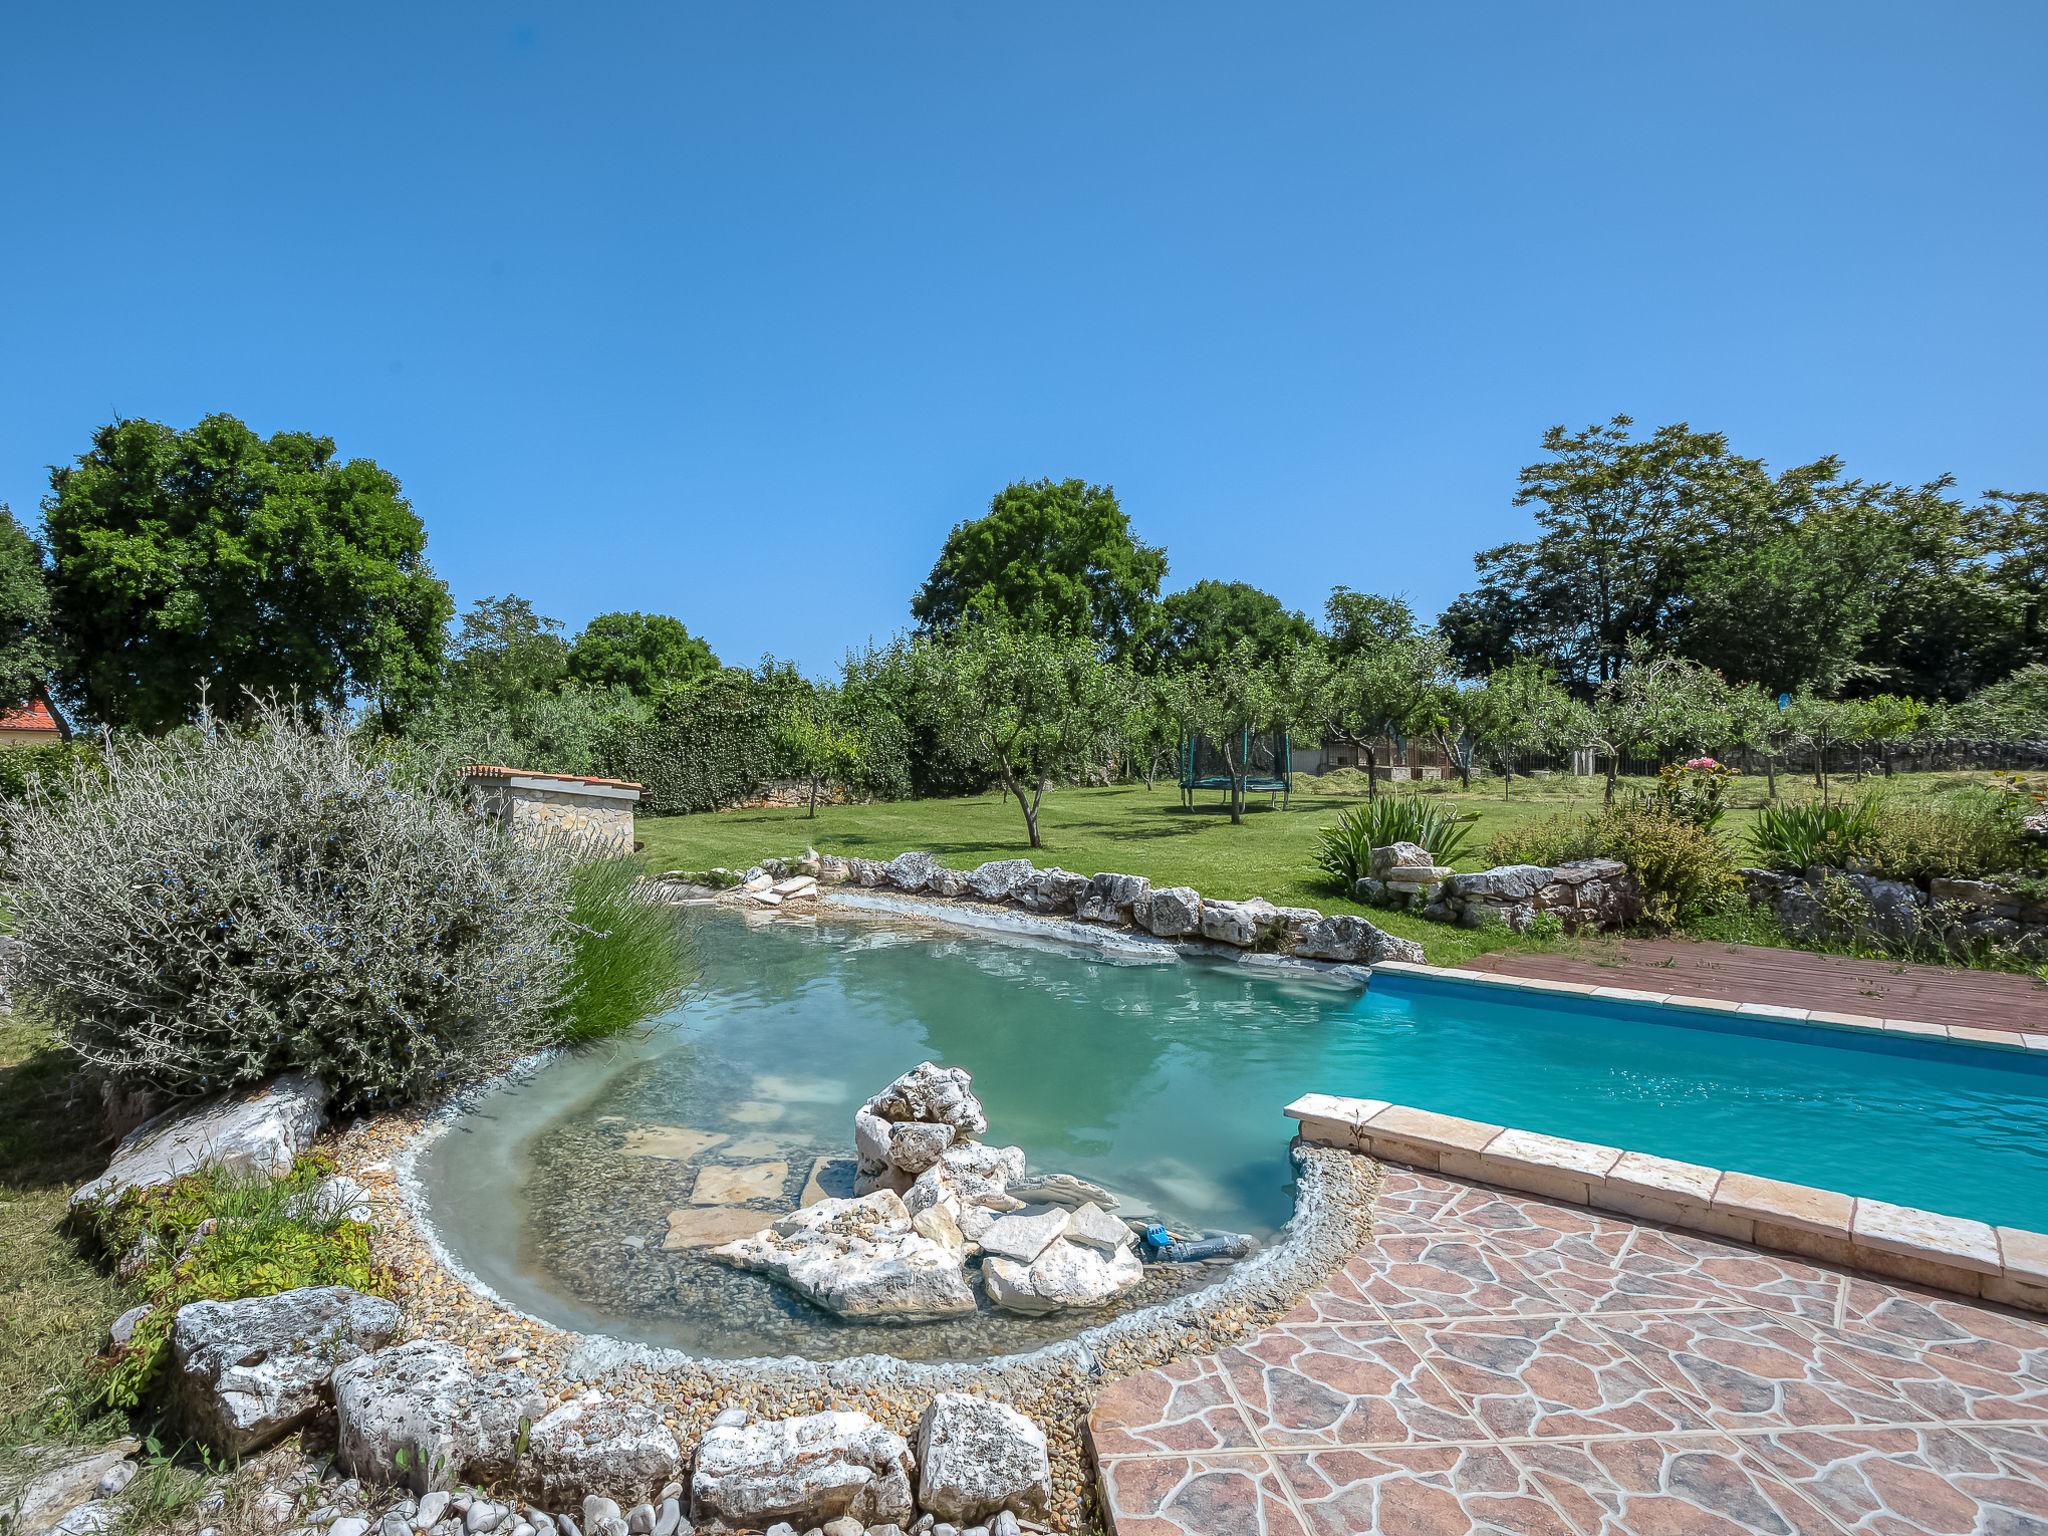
[1286, 1092, 2048, 1314]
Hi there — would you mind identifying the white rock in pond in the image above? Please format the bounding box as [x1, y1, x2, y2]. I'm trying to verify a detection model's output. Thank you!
[711, 1191, 975, 1320]
[1132, 886, 1202, 938]
[965, 860, 1034, 902]
[883, 851, 941, 892]
[170, 1285, 401, 1456]
[982, 1238, 1143, 1315]
[522, 1392, 683, 1505]
[977, 1208, 1068, 1264]
[71, 1072, 329, 1210]
[688, 1410, 914, 1529]
[333, 1341, 545, 1492]
[885, 1120, 954, 1174]
[1063, 1202, 1132, 1253]
[904, 1143, 1026, 1219]
[913, 1395, 1052, 1526]
[865, 1061, 988, 1137]
[1006, 1173, 1115, 1211]
[1074, 872, 1150, 925]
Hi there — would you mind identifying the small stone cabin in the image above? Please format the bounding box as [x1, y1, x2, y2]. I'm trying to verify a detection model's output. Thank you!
[461, 765, 643, 850]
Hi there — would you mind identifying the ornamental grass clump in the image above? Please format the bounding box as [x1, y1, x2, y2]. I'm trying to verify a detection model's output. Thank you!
[1, 697, 582, 1109]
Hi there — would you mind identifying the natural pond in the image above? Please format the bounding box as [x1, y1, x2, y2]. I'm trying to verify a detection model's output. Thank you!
[416, 900, 2048, 1363]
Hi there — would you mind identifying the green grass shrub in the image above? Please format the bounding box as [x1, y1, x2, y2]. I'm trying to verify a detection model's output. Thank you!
[89, 1153, 390, 1411]
[1748, 789, 2034, 881]
[558, 854, 695, 1043]
[1, 698, 583, 1109]
[1483, 800, 1736, 927]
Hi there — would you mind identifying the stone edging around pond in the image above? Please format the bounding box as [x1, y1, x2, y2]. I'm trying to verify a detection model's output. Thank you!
[648, 848, 1424, 969]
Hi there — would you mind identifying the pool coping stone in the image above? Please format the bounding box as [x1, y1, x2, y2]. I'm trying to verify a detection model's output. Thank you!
[1285, 1090, 2048, 1315]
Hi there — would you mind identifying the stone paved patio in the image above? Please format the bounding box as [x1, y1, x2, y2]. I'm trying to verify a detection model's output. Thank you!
[1089, 1162, 2048, 1534]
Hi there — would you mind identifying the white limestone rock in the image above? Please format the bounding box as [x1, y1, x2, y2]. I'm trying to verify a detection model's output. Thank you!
[333, 1341, 545, 1492]
[883, 851, 941, 893]
[1074, 872, 1150, 925]
[913, 1395, 1052, 1526]
[1368, 841, 1433, 878]
[1132, 886, 1202, 938]
[1007, 1172, 1116, 1211]
[710, 1191, 975, 1320]
[7, 1442, 140, 1536]
[904, 1143, 1027, 1220]
[1063, 1202, 1133, 1253]
[976, 1208, 1068, 1264]
[865, 1062, 989, 1138]
[688, 1410, 914, 1529]
[521, 1393, 683, 1506]
[1009, 868, 1090, 914]
[981, 1237, 1144, 1315]
[965, 860, 1034, 902]
[928, 867, 971, 898]
[170, 1285, 400, 1456]
[1198, 897, 1283, 948]
[71, 1073, 329, 1210]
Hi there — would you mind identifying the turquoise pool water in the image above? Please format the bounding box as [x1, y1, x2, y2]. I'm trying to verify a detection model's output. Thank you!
[419, 908, 2048, 1357]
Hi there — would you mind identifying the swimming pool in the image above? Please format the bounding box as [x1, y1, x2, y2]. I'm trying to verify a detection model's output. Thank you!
[415, 906, 2048, 1358]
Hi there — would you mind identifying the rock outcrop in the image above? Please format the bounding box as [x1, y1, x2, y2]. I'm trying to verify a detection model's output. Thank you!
[71, 1072, 330, 1210]
[711, 1191, 977, 1320]
[966, 860, 1034, 902]
[688, 1410, 915, 1529]
[1429, 858, 1639, 933]
[521, 1392, 684, 1505]
[982, 1233, 1143, 1315]
[333, 1341, 546, 1493]
[913, 1395, 1052, 1526]
[169, 1285, 400, 1456]
[1074, 872, 1150, 925]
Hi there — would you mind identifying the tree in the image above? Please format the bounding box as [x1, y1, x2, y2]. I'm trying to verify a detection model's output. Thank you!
[1576, 643, 1733, 806]
[924, 623, 1124, 848]
[911, 479, 1166, 655]
[1781, 690, 1866, 804]
[0, 504, 53, 712]
[1979, 489, 2048, 673]
[1466, 659, 1576, 799]
[1176, 637, 1312, 825]
[1114, 666, 1188, 791]
[1441, 417, 1759, 685]
[1955, 664, 2048, 738]
[1297, 635, 1435, 799]
[1323, 588, 1416, 659]
[43, 414, 452, 730]
[444, 595, 569, 713]
[568, 611, 719, 697]
[1144, 580, 1315, 672]
[776, 688, 865, 818]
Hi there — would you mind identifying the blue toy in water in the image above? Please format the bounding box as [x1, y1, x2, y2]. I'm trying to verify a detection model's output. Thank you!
[1140, 1225, 1256, 1264]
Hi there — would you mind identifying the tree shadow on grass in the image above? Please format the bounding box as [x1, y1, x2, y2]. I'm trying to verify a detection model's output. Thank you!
[0, 1017, 114, 1194]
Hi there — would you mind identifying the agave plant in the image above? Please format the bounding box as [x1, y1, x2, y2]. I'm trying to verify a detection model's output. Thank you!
[1312, 796, 1476, 888]
[1747, 796, 1883, 873]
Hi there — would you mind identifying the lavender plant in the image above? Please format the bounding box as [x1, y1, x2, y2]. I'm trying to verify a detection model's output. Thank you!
[1, 697, 582, 1108]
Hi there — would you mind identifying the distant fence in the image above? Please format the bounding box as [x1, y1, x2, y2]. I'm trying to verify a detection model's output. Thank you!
[1507, 740, 2048, 781]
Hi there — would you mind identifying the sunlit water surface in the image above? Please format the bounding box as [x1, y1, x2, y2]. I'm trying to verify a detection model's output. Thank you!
[417, 908, 2048, 1360]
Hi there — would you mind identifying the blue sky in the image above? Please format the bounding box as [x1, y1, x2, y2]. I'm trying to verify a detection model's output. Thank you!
[3, 4, 2043, 676]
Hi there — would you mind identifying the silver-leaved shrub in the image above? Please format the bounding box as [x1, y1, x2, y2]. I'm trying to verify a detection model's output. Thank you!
[2, 697, 581, 1108]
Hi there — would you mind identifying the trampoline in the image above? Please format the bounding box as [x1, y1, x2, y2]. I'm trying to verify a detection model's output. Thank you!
[1180, 729, 1292, 808]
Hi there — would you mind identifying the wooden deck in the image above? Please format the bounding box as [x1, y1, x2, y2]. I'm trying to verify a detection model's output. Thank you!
[1463, 936, 2048, 1034]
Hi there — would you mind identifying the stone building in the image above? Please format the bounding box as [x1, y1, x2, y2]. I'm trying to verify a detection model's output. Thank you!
[461, 765, 643, 849]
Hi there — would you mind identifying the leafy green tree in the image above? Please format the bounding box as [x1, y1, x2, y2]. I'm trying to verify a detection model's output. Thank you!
[1574, 643, 1734, 806]
[1175, 637, 1314, 825]
[1114, 666, 1189, 791]
[0, 504, 53, 712]
[1323, 588, 1416, 659]
[568, 611, 719, 697]
[1466, 659, 1577, 799]
[776, 688, 866, 818]
[1955, 664, 2048, 738]
[911, 479, 1166, 655]
[1442, 417, 1764, 685]
[1296, 635, 1437, 799]
[444, 595, 569, 712]
[924, 623, 1125, 848]
[1979, 489, 2048, 672]
[1853, 477, 2015, 701]
[1781, 689, 1866, 804]
[1144, 580, 1315, 672]
[43, 414, 451, 730]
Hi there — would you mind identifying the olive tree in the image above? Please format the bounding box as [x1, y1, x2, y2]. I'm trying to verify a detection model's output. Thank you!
[1574, 642, 1734, 805]
[1466, 659, 1578, 799]
[776, 687, 866, 818]
[1175, 638, 1315, 825]
[924, 624, 1124, 848]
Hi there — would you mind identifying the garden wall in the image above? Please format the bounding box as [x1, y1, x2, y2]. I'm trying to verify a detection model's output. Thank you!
[1741, 866, 2048, 963]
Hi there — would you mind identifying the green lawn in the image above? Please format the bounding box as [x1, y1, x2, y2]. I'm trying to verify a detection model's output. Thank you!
[636, 769, 1998, 966]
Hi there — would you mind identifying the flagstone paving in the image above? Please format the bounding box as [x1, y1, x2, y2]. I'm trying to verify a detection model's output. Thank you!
[1089, 1163, 2048, 1534]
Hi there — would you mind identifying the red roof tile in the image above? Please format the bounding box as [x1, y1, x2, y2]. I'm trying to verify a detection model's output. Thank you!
[0, 697, 65, 735]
